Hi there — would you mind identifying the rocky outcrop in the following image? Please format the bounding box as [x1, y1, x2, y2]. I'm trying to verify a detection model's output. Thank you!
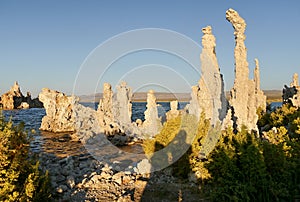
[0, 81, 43, 109]
[225, 8, 266, 132]
[166, 100, 180, 121]
[112, 81, 133, 127]
[283, 73, 300, 107]
[254, 59, 267, 111]
[97, 83, 118, 135]
[96, 82, 134, 135]
[188, 26, 227, 124]
[142, 90, 162, 137]
[187, 85, 201, 119]
[39, 88, 77, 132]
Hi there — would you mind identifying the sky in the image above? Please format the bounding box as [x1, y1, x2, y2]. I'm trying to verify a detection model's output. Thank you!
[0, 1, 300, 97]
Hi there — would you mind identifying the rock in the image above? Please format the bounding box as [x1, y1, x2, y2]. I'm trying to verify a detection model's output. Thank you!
[0, 82, 43, 109]
[142, 90, 162, 137]
[112, 172, 123, 185]
[66, 176, 75, 189]
[283, 73, 300, 107]
[225, 8, 266, 132]
[199, 26, 227, 124]
[291, 73, 299, 87]
[56, 185, 68, 193]
[113, 81, 132, 126]
[166, 100, 180, 121]
[39, 88, 77, 132]
[254, 59, 267, 111]
[18, 102, 29, 109]
[74, 103, 102, 140]
[187, 26, 227, 124]
[90, 174, 101, 184]
[188, 85, 201, 119]
[100, 172, 112, 180]
[135, 159, 151, 174]
[97, 83, 117, 135]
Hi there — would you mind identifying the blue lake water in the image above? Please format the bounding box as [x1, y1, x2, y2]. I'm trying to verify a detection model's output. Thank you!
[2, 102, 188, 132]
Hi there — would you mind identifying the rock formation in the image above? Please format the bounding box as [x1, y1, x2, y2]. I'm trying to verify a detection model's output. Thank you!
[39, 88, 77, 132]
[187, 85, 201, 119]
[283, 73, 300, 107]
[0, 81, 43, 109]
[96, 83, 118, 135]
[166, 100, 180, 121]
[112, 81, 132, 126]
[96, 82, 134, 135]
[291, 73, 299, 87]
[0, 81, 23, 109]
[254, 59, 267, 111]
[188, 26, 227, 124]
[142, 90, 162, 137]
[225, 8, 266, 132]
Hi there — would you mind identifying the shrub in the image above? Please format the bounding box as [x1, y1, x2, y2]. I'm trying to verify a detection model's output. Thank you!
[0, 110, 51, 201]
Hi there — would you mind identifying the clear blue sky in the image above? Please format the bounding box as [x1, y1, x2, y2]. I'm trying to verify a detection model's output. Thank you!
[1, 1, 299, 97]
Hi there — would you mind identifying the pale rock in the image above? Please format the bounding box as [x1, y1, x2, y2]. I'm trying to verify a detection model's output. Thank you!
[0, 81, 23, 109]
[283, 73, 300, 107]
[56, 185, 68, 193]
[290, 73, 299, 87]
[188, 26, 227, 124]
[0, 81, 43, 109]
[66, 176, 75, 189]
[225, 9, 266, 132]
[188, 85, 201, 119]
[112, 172, 123, 185]
[97, 83, 116, 134]
[142, 90, 162, 137]
[18, 102, 30, 109]
[113, 81, 132, 126]
[39, 88, 77, 132]
[254, 59, 267, 111]
[135, 159, 151, 174]
[166, 100, 180, 121]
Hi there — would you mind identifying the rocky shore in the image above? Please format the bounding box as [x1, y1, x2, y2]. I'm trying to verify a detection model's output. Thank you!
[38, 132, 202, 201]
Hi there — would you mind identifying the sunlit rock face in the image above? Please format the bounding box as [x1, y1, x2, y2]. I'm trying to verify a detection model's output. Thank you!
[142, 90, 162, 137]
[283, 73, 300, 107]
[39, 88, 77, 132]
[1, 82, 23, 109]
[0, 81, 43, 109]
[188, 26, 227, 125]
[254, 59, 267, 111]
[225, 8, 266, 132]
[96, 83, 118, 135]
[96, 81, 133, 135]
[166, 100, 180, 121]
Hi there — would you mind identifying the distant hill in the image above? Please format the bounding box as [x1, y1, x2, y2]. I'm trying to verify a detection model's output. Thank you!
[79, 90, 282, 103]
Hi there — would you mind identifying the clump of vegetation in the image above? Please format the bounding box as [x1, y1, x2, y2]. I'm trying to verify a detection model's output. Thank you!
[142, 115, 182, 156]
[205, 104, 300, 201]
[142, 113, 212, 180]
[0, 109, 51, 201]
[143, 104, 300, 201]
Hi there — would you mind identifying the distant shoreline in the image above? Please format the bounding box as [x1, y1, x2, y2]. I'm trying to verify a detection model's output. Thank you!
[79, 90, 282, 103]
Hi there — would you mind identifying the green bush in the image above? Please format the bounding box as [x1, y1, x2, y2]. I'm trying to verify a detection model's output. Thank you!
[205, 104, 300, 201]
[0, 110, 51, 201]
